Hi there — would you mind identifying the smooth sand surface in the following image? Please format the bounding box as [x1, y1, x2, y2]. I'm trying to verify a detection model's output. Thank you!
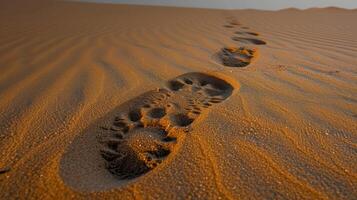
[0, 0, 356, 199]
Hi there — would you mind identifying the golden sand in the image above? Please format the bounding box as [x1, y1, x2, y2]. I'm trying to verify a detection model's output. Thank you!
[0, 1, 356, 199]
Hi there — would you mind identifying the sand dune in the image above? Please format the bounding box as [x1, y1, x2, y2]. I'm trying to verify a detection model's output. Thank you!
[0, 0, 356, 199]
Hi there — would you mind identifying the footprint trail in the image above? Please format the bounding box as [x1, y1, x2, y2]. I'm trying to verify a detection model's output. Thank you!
[217, 17, 267, 67]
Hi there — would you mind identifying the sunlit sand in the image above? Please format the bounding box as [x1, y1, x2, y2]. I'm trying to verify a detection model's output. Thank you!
[0, 1, 356, 199]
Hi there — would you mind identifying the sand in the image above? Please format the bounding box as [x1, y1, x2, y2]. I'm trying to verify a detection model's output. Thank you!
[0, 0, 356, 199]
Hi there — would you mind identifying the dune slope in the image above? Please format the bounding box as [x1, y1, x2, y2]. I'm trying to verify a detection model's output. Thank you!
[0, 1, 356, 199]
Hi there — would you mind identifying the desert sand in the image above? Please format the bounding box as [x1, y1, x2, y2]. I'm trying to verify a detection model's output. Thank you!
[0, 0, 356, 199]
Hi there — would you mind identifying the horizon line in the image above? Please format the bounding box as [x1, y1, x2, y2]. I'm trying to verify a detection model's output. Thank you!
[71, 0, 357, 11]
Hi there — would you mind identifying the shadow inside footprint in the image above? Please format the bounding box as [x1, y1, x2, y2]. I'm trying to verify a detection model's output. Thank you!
[230, 21, 241, 26]
[60, 72, 237, 191]
[232, 36, 267, 45]
[224, 25, 234, 28]
[167, 80, 185, 91]
[147, 107, 166, 119]
[171, 113, 194, 127]
[235, 31, 260, 36]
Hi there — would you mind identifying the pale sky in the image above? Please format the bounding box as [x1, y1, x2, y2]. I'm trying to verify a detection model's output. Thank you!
[77, 0, 357, 10]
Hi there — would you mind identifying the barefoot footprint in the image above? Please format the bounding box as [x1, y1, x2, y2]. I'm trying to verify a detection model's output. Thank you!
[98, 72, 235, 180]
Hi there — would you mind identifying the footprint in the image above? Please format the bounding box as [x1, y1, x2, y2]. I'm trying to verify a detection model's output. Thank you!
[216, 47, 258, 67]
[232, 36, 267, 45]
[235, 31, 260, 36]
[60, 72, 237, 190]
[100, 73, 235, 180]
